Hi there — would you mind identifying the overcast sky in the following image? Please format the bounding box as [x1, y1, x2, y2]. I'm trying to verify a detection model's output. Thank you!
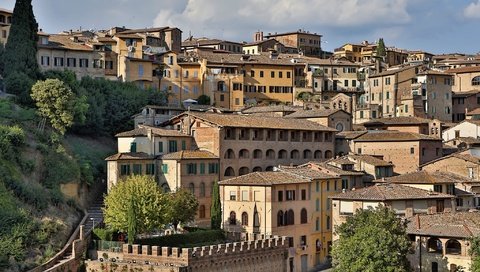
[1, 0, 480, 54]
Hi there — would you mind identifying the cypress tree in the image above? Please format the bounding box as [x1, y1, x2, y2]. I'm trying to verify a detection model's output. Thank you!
[4, 0, 39, 79]
[210, 180, 222, 229]
[376, 38, 386, 58]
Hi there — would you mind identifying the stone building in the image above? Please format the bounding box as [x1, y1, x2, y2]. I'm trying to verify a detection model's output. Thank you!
[0, 8, 12, 45]
[219, 168, 341, 271]
[406, 212, 480, 272]
[330, 183, 455, 240]
[349, 130, 443, 174]
[166, 112, 337, 180]
[285, 109, 352, 132]
[264, 30, 322, 57]
[361, 116, 443, 138]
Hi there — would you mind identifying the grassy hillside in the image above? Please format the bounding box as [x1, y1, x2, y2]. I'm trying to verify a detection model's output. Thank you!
[0, 98, 114, 271]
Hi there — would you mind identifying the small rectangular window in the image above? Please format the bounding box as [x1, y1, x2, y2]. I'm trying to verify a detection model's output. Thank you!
[241, 190, 249, 201]
[181, 140, 186, 150]
[230, 191, 236, 201]
[301, 189, 306, 200]
[158, 142, 163, 153]
[146, 164, 155, 175]
[200, 163, 205, 174]
[278, 191, 283, 202]
[161, 164, 168, 173]
[132, 164, 142, 175]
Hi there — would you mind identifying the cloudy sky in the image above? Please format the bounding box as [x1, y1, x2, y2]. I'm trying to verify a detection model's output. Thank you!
[1, 0, 480, 54]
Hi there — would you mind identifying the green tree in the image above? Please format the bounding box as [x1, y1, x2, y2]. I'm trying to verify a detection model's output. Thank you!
[197, 94, 211, 105]
[470, 236, 480, 271]
[210, 180, 221, 230]
[166, 189, 199, 231]
[31, 79, 75, 134]
[103, 175, 168, 236]
[4, 0, 39, 100]
[376, 38, 386, 58]
[332, 205, 411, 272]
[127, 198, 136, 245]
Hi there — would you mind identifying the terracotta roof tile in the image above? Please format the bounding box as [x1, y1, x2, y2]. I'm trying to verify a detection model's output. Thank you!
[241, 105, 297, 114]
[446, 66, 480, 74]
[406, 212, 480, 238]
[161, 150, 218, 160]
[354, 130, 440, 142]
[362, 116, 433, 126]
[115, 126, 191, 138]
[105, 152, 155, 161]
[219, 171, 311, 186]
[172, 112, 337, 131]
[376, 170, 468, 184]
[278, 166, 338, 179]
[331, 183, 453, 201]
[285, 109, 346, 118]
[308, 162, 365, 176]
[346, 154, 393, 167]
[335, 130, 367, 140]
[39, 34, 93, 51]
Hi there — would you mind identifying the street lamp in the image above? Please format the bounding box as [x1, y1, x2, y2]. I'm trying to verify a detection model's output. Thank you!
[90, 217, 95, 232]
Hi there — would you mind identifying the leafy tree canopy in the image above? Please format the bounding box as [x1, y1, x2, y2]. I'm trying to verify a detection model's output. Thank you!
[103, 175, 168, 236]
[31, 79, 76, 134]
[470, 236, 480, 271]
[376, 38, 387, 58]
[197, 94, 211, 105]
[166, 189, 199, 231]
[332, 205, 411, 272]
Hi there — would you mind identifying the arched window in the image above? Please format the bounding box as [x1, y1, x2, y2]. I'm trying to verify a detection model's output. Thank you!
[189, 183, 195, 195]
[229, 211, 237, 225]
[287, 209, 295, 225]
[277, 211, 284, 227]
[265, 166, 274, 171]
[314, 150, 322, 159]
[291, 150, 300, 159]
[284, 210, 288, 226]
[224, 149, 235, 159]
[224, 167, 235, 177]
[427, 238, 442, 253]
[278, 149, 287, 159]
[241, 212, 248, 226]
[199, 205, 206, 218]
[325, 150, 333, 159]
[446, 239, 461, 255]
[336, 123, 344, 131]
[239, 149, 250, 159]
[253, 149, 262, 159]
[303, 149, 312, 159]
[200, 182, 206, 197]
[252, 166, 262, 172]
[266, 149, 275, 159]
[239, 167, 250, 176]
[300, 208, 308, 224]
[472, 76, 480, 86]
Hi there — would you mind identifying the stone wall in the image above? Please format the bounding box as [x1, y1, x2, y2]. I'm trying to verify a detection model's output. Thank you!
[86, 236, 289, 272]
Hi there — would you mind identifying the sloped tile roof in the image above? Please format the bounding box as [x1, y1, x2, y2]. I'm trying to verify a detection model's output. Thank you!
[161, 150, 218, 160]
[171, 112, 337, 131]
[284, 109, 346, 118]
[406, 212, 480, 238]
[362, 116, 432, 126]
[346, 154, 393, 167]
[354, 130, 440, 142]
[219, 171, 311, 186]
[39, 34, 93, 51]
[308, 162, 365, 176]
[241, 105, 297, 114]
[376, 170, 469, 184]
[115, 126, 191, 138]
[105, 152, 155, 161]
[331, 183, 453, 201]
[277, 166, 338, 179]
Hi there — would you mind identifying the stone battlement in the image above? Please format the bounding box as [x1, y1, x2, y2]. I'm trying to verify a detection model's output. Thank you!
[121, 235, 289, 266]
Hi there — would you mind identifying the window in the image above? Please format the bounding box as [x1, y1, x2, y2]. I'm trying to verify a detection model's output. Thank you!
[385, 77, 391, 85]
[344, 80, 348, 87]
[79, 58, 88, 68]
[199, 182, 206, 197]
[67, 58, 76, 67]
[168, 140, 177, 152]
[287, 209, 295, 225]
[259, 71, 264, 77]
[300, 208, 307, 224]
[316, 198, 320, 211]
[208, 163, 219, 174]
[146, 164, 155, 175]
[54, 57, 64, 67]
[286, 190, 295, 201]
[187, 163, 197, 174]
[326, 216, 331, 230]
[181, 140, 186, 150]
[161, 164, 168, 173]
[40, 56, 50, 66]
[279, 71, 283, 78]
[300, 235, 307, 246]
[316, 181, 319, 192]
[189, 183, 195, 194]
[287, 71, 291, 78]
[199, 163, 205, 174]
[433, 185, 443, 193]
[469, 167, 474, 179]
[241, 190, 249, 201]
[130, 142, 137, 153]
[120, 164, 130, 175]
[326, 181, 330, 191]
[342, 179, 348, 190]
[132, 164, 142, 175]
[230, 191, 236, 201]
[410, 147, 415, 154]
[277, 211, 284, 227]
[301, 189, 307, 200]
[158, 142, 163, 153]
[241, 212, 248, 226]
[271, 71, 275, 78]
[472, 76, 480, 86]
[229, 211, 236, 225]
[278, 191, 283, 202]
[250, 70, 255, 77]
[199, 205, 206, 218]
[93, 59, 103, 69]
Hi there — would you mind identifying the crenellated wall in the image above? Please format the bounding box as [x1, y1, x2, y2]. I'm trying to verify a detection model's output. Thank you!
[86, 236, 289, 272]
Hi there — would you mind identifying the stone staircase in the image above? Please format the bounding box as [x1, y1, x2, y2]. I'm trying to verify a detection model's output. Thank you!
[83, 200, 105, 235]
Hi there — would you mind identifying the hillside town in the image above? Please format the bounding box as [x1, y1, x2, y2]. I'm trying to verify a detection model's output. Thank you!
[3, 1, 480, 272]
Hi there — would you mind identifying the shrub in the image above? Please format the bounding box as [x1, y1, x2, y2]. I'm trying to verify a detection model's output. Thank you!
[93, 228, 116, 241]
[137, 230, 226, 248]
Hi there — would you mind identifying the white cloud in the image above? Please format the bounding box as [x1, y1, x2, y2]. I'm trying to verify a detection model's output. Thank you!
[464, 0, 480, 19]
[153, 0, 410, 41]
